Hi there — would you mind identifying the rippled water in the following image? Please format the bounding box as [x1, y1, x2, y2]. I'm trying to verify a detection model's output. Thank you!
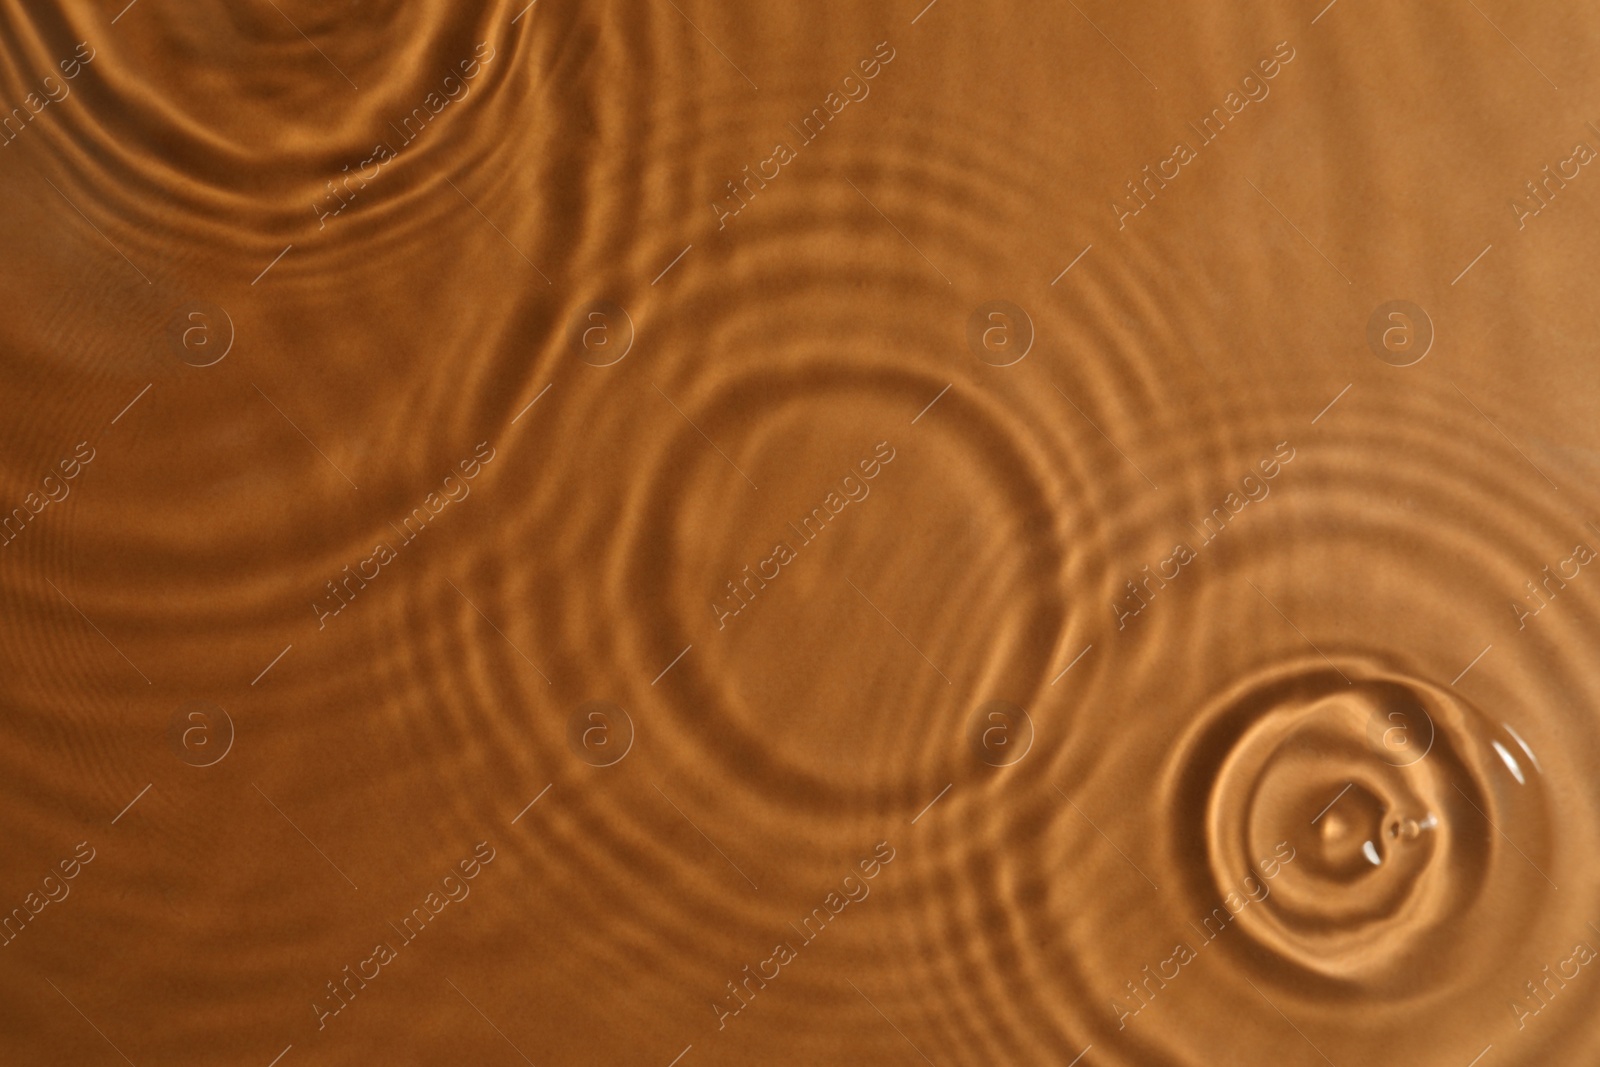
[2, 1, 1598, 1064]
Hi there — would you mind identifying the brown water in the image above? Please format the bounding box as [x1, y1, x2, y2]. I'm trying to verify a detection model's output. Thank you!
[2, 1, 1598, 1064]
